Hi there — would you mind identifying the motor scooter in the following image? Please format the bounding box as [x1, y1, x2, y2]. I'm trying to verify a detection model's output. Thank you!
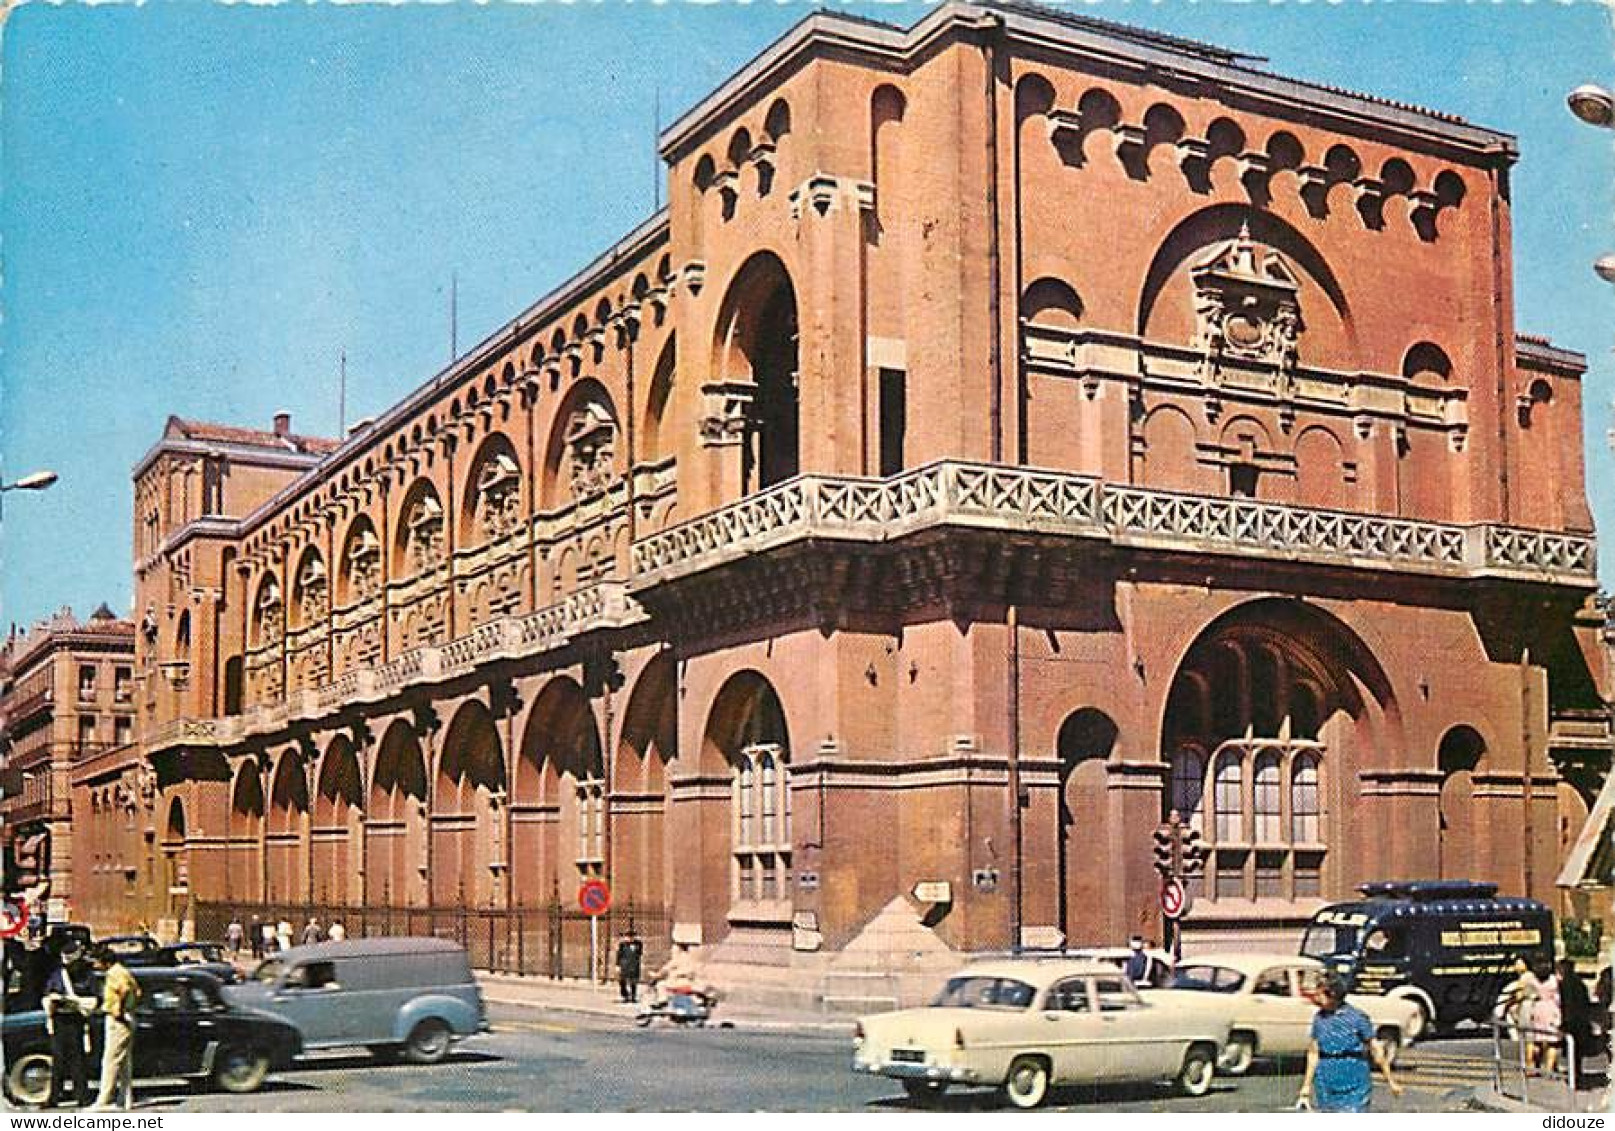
[634, 985, 718, 1028]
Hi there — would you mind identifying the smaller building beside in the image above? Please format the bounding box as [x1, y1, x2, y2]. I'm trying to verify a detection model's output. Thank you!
[0, 605, 136, 921]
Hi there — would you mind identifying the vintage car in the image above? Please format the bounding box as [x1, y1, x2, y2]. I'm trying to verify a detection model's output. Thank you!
[90, 934, 161, 965]
[853, 958, 1232, 1108]
[1065, 946, 1176, 988]
[225, 936, 487, 1063]
[125, 941, 243, 984]
[1141, 952, 1422, 1074]
[2, 968, 301, 1105]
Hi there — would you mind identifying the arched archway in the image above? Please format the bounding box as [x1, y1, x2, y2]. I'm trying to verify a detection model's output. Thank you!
[433, 700, 507, 907]
[513, 678, 604, 906]
[1437, 725, 1487, 880]
[366, 720, 429, 907]
[702, 672, 792, 920]
[613, 654, 677, 909]
[712, 252, 799, 493]
[1160, 600, 1398, 907]
[313, 737, 364, 905]
[228, 761, 265, 904]
[162, 796, 190, 927]
[1055, 708, 1118, 941]
[267, 751, 309, 903]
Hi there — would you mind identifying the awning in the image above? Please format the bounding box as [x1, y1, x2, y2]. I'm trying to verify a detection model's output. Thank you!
[1558, 771, 1615, 890]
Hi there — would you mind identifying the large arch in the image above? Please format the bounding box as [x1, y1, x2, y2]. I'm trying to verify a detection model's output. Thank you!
[513, 677, 604, 906]
[432, 700, 507, 907]
[712, 252, 799, 492]
[312, 736, 364, 905]
[266, 750, 309, 904]
[701, 671, 792, 918]
[162, 796, 190, 925]
[613, 653, 677, 909]
[366, 720, 429, 906]
[228, 760, 265, 904]
[1159, 599, 1398, 908]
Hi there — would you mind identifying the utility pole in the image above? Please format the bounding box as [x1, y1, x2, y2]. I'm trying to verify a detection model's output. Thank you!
[450, 272, 459, 362]
[338, 351, 347, 438]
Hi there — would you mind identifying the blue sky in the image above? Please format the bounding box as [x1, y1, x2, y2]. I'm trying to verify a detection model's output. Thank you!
[2, 0, 1612, 631]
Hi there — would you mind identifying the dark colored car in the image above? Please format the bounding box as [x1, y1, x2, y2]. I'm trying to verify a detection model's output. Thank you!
[2, 968, 301, 1105]
[125, 941, 243, 984]
[91, 934, 161, 964]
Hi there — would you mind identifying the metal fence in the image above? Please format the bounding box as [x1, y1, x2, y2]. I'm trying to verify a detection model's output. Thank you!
[1491, 1022, 1586, 1112]
[195, 901, 671, 982]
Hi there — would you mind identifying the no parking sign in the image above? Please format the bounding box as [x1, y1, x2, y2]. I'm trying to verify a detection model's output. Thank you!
[577, 879, 611, 917]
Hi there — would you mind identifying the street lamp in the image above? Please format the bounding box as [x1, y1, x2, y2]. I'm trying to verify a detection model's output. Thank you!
[0, 469, 57, 520]
[1566, 84, 1615, 285]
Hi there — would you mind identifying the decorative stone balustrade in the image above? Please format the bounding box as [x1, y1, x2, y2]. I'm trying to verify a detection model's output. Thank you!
[632, 460, 1596, 587]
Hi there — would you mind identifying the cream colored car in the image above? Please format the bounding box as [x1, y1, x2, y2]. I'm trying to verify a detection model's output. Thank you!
[1140, 952, 1421, 1075]
[853, 959, 1232, 1108]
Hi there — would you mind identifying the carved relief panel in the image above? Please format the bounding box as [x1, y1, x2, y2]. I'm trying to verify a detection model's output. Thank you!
[1191, 225, 1304, 384]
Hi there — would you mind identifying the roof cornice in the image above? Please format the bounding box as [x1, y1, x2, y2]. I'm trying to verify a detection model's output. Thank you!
[658, 1, 1515, 166]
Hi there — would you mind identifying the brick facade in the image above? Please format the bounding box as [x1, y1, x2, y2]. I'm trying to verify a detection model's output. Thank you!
[93, 2, 1605, 973]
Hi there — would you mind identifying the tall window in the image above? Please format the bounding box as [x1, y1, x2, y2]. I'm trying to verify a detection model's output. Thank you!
[1213, 753, 1243, 841]
[1291, 754, 1322, 843]
[114, 667, 132, 703]
[879, 368, 907, 477]
[1253, 754, 1282, 842]
[733, 743, 791, 903]
[1170, 748, 1206, 828]
[78, 664, 97, 701]
[1198, 740, 1325, 902]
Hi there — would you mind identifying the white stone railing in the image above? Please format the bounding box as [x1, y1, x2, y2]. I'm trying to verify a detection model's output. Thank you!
[632, 460, 1595, 586]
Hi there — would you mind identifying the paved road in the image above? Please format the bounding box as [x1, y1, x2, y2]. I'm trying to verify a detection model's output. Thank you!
[57, 1008, 1512, 1113]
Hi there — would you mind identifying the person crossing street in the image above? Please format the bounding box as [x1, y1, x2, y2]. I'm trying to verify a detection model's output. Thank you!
[88, 955, 141, 1111]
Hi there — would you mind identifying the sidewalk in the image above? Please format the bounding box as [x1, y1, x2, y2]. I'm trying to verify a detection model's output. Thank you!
[1465, 1079, 1609, 1114]
[477, 971, 854, 1033]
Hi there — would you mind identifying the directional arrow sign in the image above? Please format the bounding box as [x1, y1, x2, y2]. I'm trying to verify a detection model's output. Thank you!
[1160, 877, 1189, 920]
[0, 897, 28, 939]
[912, 881, 953, 904]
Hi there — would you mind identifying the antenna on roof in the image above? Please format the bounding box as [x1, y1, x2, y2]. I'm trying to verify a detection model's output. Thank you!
[338, 351, 347, 439]
[653, 87, 662, 212]
[450, 272, 459, 362]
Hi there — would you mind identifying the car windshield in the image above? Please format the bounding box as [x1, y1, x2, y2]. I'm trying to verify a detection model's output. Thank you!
[932, 976, 1037, 1011]
[1170, 965, 1245, 993]
[253, 959, 285, 985]
[1300, 923, 1359, 961]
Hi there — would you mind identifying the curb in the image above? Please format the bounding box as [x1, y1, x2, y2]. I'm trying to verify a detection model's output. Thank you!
[481, 992, 853, 1033]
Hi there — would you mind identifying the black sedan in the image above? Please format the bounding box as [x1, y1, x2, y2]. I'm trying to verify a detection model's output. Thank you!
[3, 968, 301, 1105]
[124, 941, 243, 984]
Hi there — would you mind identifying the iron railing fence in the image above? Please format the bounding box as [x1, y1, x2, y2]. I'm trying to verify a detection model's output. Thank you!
[195, 900, 671, 982]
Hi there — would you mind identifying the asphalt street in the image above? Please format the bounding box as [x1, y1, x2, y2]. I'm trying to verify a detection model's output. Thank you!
[29, 1003, 1522, 1113]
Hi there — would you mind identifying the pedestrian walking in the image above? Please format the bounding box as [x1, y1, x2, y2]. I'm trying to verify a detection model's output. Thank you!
[43, 942, 96, 1108]
[261, 921, 277, 956]
[1124, 935, 1157, 986]
[276, 919, 293, 954]
[249, 914, 263, 959]
[615, 928, 644, 1003]
[89, 956, 141, 1111]
[327, 921, 347, 942]
[1297, 973, 1401, 1112]
[301, 917, 323, 946]
[1558, 958, 1594, 1080]
[226, 915, 245, 958]
[1532, 958, 1563, 1077]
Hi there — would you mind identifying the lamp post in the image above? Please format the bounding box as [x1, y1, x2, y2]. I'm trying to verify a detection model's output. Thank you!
[1566, 84, 1615, 286]
[0, 469, 58, 521]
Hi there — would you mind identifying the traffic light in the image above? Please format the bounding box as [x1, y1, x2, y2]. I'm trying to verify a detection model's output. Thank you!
[1181, 826, 1207, 877]
[1152, 824, 1176, 876]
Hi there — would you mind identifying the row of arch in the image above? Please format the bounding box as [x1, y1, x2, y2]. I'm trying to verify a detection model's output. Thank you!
[1020, 79, 1468, 240]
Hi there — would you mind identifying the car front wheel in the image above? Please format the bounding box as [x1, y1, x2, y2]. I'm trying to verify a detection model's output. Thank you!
[1003, 1055, 1051, 1109]
[404, 1019, 452, 1064]
[5, 1049, 54, 1106]
[1177, 1045, 1216, 1097]
[213, 1045, 271, 1094]
[1221, 1033, 1256, 1076]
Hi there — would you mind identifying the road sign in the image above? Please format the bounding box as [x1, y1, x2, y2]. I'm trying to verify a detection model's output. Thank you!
[577, 879, 612, 917]
[0, 897, 28, 939]
[1160, 877, 1188, 920]
[912, 880, 952, 904]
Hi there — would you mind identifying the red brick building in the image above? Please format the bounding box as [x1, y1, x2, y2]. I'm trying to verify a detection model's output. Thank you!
[0, 606, 136, 920]
[104, 2, 1604, 990]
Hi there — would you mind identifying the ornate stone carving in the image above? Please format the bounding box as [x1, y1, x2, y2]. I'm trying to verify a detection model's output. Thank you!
[346, 527, 382, 600]
[1190, 225, 1304, 384]
[474, 452, 523, 540]
[404, 493, 445, 575]
[564, 404, 617, 499]
[698, 380, 755, 447]
[256, 579, 284, 645]
[297, 556, 329, 625]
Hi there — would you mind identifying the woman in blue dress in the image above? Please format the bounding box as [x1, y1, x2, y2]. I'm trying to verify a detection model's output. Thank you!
[1297, 973, 1403, 1112]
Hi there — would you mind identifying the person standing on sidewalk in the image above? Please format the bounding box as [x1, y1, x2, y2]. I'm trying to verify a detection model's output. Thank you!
[89, 956, 141, 1111]
[226, 915, 245, 958]
[43, 942, 96, 1107]
[1297, 973, 1402, 1112]
[615, 929, 644, 1003]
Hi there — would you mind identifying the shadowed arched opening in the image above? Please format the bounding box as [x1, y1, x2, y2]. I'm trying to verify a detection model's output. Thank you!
[702, 672, 792, 924]
[267, 751, 309, 904]
[613, 653, 677, 909]
[432, 700, 507, 907]
[712, 253, 799, 493]
[366, 721, 428, 907]
[514, 677, 604, 907]
[1056, 708, 1118, 942]
[312, 737, 364, 905]
[1437, 725, 1487, 881]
